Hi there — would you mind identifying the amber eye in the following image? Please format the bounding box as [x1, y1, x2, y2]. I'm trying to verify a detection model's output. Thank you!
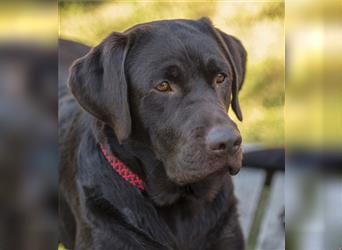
[155, 81, 172, 92]
[215, 73, 226, 84]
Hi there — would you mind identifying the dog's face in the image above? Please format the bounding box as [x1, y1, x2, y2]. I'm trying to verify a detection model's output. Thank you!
[69, 18, 247, 185]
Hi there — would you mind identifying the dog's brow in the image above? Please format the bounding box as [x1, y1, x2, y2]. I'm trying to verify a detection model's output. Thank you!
[148, 56, 183, 67]
[206, 57, 229, 73]
[150, 60, 184, 75]
[164, 64, 182, 78]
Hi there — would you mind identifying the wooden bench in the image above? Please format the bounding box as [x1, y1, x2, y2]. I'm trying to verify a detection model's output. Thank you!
[233, 168, 285, 250]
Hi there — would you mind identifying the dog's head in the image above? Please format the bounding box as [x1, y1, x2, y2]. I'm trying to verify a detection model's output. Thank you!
[69, 18, 247, 186]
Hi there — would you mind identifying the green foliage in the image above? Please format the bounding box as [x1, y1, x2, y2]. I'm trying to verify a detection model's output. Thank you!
[239, 56, 284, 145]
[59, 1, 284, 146]
[58, 244, 66, 250]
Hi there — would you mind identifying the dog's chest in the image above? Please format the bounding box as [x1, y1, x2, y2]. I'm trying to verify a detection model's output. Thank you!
[122, 199, 223, 250]
[160, 203, 220, 249]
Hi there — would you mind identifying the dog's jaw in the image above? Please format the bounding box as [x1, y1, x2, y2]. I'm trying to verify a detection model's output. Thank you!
[145, 160, 232, 206]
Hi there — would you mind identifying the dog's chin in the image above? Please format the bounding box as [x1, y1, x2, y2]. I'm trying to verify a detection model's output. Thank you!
[148, 159, 241, 206]
[147, 167, 229, 206]
[164, 146, 243, 185]
[176, 168, 231, 202]
[166, 163, 237, 186]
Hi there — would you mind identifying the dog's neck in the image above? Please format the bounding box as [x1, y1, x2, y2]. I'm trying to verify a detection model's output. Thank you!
[92, 120, 228, 207]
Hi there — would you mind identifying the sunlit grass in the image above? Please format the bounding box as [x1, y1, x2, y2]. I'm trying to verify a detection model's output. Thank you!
[0, 4, 57, 45]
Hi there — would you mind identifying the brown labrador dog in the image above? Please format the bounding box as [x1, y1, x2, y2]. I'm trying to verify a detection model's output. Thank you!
[59, 17, 247, 250]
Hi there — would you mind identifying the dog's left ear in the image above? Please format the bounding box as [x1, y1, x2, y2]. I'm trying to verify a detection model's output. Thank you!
[198, 17, 247, 121]
[216, 30, 247, 121]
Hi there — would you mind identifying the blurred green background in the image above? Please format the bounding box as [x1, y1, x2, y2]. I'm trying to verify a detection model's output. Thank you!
[59, 1, 285, 146]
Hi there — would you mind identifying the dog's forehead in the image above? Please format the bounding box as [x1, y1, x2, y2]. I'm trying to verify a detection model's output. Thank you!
[129, 20, 222, 66]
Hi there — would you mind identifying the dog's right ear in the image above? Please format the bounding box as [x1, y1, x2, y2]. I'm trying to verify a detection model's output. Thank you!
[68, 33, 131, 143]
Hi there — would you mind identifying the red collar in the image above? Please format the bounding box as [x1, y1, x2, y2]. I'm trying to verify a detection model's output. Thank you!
[99, 143, 145, 190]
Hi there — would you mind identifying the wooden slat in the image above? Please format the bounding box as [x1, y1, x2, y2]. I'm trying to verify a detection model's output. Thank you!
[256, 172, 285, 250]
[320, 176, 342, 250]
[298, 175, 342, 250]
[233, 168, 266, 240]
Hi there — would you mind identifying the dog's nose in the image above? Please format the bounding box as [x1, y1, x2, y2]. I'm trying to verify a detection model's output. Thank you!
[206, 126, 242, 153]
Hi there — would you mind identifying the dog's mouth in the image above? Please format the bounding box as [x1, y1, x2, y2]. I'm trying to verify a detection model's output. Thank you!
[228, 164, 241, 176]
[157, 139, 243, 185]
[147, 149, 242, 205]
[166, 161, 241, 186]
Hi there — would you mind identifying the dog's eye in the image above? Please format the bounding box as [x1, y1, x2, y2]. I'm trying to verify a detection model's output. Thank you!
[155, 81, 172, 92]
[215, 73, 226, 84]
